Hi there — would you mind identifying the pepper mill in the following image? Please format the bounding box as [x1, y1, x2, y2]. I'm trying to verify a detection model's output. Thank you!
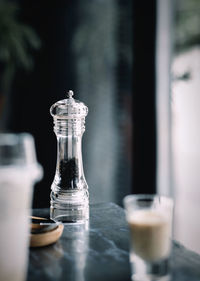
[50, 90, 89, 222]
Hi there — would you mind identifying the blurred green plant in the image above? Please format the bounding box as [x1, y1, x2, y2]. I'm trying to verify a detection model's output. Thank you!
[175, 0, 200, 53]
[0, 1, 41, 93]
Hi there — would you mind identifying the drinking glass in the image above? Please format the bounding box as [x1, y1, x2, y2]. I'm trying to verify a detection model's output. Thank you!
[0, 133, 43, 281]
[123, 194, 174, 281]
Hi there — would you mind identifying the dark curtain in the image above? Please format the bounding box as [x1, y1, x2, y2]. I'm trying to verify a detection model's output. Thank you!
[5, 0, 133, 207]
[132, 0, 157, 194]
[3, 0, 156, 207]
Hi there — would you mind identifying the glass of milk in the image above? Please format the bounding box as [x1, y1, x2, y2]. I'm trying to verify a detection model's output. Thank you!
[0, 133, 43, 281]
[123, 194, 174, 281]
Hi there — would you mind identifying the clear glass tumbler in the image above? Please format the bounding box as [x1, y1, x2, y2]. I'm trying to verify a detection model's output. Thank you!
[123, 194, 174, 281]
[0, 133, 43, 281]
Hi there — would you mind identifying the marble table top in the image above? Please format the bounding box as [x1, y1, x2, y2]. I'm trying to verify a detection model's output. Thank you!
[27, 203, 200, 281]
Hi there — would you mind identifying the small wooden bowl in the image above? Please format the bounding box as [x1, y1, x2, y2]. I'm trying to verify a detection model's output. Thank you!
[30, 216, 64, 247]
[30, 224, 64, 247]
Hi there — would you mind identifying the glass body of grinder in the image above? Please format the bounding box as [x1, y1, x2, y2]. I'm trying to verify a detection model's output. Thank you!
[50, 90, 89, 223]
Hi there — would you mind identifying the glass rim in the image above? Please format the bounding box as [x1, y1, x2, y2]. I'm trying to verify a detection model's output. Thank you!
[123, 194, 173, 208]
[0, 132, 43, 182]
[0, 132, 31, 143]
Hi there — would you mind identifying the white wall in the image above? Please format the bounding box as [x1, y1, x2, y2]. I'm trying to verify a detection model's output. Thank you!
[157, 0, 200, 254]
[172, 47, 200, 254]
[156, 0, 173, 197]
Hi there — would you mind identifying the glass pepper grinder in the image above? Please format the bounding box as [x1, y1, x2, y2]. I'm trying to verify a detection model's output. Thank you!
[50, 90, 89, 222]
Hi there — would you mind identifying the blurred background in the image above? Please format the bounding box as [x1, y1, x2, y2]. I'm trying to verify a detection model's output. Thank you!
[0, 0, 200, 254]
[0, 0, 133, 208]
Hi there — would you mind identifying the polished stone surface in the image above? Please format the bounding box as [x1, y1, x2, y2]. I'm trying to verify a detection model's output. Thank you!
[27, 203, 200, 281]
